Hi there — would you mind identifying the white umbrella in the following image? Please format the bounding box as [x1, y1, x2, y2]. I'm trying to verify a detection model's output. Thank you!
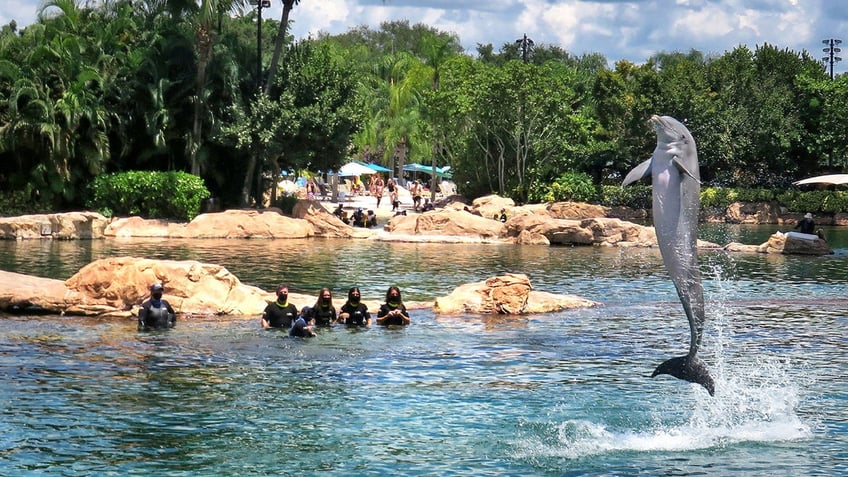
[338, 162, 377, 177]
[793, 174, 848, 186]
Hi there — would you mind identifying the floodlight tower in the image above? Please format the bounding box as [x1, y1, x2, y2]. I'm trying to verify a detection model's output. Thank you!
[822, 38, 842, 80]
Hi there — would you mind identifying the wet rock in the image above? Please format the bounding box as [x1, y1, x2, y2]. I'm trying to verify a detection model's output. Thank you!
[433, 273, 598, 315]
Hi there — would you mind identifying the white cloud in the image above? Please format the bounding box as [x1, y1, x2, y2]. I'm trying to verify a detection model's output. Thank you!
[1, 0, 844, 74]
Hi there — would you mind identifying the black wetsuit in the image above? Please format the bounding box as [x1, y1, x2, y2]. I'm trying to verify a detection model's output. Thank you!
[263, 301, 298, 329]
[340, 302, 371, 326]
[309, 304, 337, 327]
[377, 303, 409, 326]
[138, 299, 176, 331]
[289, 317, 312, 337]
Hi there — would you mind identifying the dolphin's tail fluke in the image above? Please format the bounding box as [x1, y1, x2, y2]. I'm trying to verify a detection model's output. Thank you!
[651, 355, 715, 396]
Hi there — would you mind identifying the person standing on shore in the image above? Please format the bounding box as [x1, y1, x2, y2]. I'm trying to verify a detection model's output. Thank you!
[138, 283, 177, 331]
[373, 175, 385, 208]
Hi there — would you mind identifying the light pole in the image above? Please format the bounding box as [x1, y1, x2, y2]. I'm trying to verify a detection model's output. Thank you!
[822, 38, 842, 80]
[515, 34, 534, 63]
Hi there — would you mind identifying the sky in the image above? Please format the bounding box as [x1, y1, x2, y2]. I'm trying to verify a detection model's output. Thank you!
[3, 0, 848, 74]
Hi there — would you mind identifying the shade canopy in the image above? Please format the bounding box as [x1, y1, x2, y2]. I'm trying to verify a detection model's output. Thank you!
[793, 174, 848, 186]
[354, 160, 391, 173]
[403, 163, 453, 178]
[338, 162, 378, 177]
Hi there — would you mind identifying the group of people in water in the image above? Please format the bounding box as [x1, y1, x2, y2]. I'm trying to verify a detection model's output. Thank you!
[261, 285, 409, 337]
[137, 282, 410, 336]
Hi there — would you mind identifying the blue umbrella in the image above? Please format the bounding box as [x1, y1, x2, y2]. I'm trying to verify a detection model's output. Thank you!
[354, 160, 391, 173]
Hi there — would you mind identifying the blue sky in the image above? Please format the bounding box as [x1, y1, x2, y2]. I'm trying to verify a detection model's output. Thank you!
[3, 1, 848, 74]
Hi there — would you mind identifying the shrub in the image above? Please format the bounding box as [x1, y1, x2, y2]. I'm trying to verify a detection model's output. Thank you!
[533, 172, 598, 203]
[273, 192, 300, 215]
[599, 184, 652, 209]
[86, 171, 210, 221]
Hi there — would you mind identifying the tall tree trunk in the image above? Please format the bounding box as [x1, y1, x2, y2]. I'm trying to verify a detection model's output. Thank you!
[239, 0, 297, 206]
[264, 0, 298, 96]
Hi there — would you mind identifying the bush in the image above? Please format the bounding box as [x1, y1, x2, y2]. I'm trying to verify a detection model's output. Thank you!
[86, 171, 210, 221]
[599, 184, 652, 209]
[273, 192, 300, 215]
[532, 172, 598, 203]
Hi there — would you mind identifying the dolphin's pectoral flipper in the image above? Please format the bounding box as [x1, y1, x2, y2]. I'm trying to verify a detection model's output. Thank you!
[672, 157, 701, 184]
[622, 158, 653, 186]
[651, 355, 715, 396]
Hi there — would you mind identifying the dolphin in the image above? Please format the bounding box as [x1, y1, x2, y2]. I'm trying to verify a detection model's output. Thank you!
[622, 115, 715, 396]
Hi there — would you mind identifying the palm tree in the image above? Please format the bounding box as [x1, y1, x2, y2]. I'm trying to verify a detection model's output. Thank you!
[264, 0, 300, 96]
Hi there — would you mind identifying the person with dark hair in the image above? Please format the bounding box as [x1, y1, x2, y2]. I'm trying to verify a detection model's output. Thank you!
[338, 287, 371, 327]
[333, 203, 349, 224]
[138, 283, 176, 331]
[261, 285, 298, 330]
[308, 288, 337, 327]
[290, 306, 316, 337]
[376, 286, 410, 326]
[352, 208, 366, 227]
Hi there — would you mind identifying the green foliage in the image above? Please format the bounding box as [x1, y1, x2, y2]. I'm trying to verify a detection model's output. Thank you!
[530, 172, 598, 203]
[86, 171, 210, 221]
[598, 184, 652, 209]
[0, 187, 51, 217]
[272, 192, 300, 215]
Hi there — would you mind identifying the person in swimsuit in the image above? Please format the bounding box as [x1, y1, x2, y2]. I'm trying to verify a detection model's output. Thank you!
[261, 285, 298, 330]
[338, 287, 371, 327]
[376, 285, 410, 326]
[138, 283, 176, 331]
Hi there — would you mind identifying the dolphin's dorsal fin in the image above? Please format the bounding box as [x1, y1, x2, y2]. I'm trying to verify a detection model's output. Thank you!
[672, 157, 701, 184]
[622, 158, 652, 186]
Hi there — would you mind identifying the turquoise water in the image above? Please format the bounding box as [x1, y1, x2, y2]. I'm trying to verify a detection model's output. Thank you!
[1, 224, 846, 476]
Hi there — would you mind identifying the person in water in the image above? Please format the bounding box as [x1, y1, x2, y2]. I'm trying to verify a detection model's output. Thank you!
[138, 283, 176, 331]
[376, 286, 410, 326]
[795, 212, 816, 235]
[308, 288, 337, 327]
[338, 287, 371, 327]
[261, 285, 298, 330]
[290, 306, 316, 337]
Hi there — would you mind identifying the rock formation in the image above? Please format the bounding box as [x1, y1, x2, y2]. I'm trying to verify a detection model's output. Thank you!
[433, 273, 598, 315]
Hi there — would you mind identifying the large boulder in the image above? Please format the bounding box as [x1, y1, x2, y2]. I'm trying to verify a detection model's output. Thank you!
[470, 195, 516, 221]
[433, 273, 598, 315]
[105, 209, 314, 239]
[547, 201, 608, 220]
[292, 200, 360, 238]
[762, 232, 833, 255]
[0, 212, 109, 240]
[723, 201, 782, 224]
[63, 257, 279, 315]
[384, 208, 505, 239]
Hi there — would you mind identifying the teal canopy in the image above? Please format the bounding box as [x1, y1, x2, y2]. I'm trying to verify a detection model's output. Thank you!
[403, 163, 452, 179]
[354, 160, 391, 173]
